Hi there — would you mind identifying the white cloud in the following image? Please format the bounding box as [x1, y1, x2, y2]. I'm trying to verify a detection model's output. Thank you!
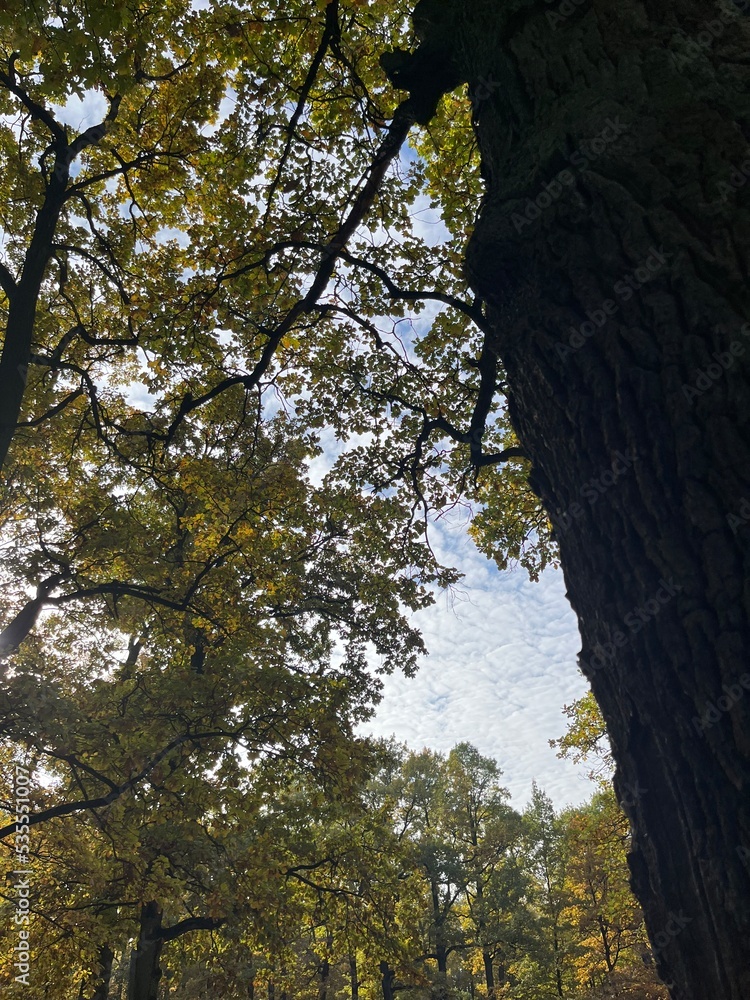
[52, 91, 109, 130]
[409, 193, 449, 248]
[363, 517, 592, 810]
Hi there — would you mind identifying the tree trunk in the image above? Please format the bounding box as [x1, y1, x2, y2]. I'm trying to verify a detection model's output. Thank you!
[318, 958, 330, 1000]
[0, 169, 67, 471]
[431, 879, 448, 975]
[596, 912, 615, 974]
[431, 878, 449, 1000]
[92, 945, 114, 1000]
[128, 902, 164, 1000]
[473, 880, 494, 1000]
[349, 954, 359, 1000]
[438, 0, 750, 997]
[379, 961, 395, 1000]
[552, 928, 564, 999]
[482, 949, 495, 1000]
[113, 950, 127, 1000]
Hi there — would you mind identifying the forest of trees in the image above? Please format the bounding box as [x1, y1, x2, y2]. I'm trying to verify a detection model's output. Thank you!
[1, 0, 749, 997]
[1, 732, 670, 1000]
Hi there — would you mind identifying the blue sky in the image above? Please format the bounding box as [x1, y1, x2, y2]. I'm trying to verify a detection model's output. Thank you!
[363, 515, 593, 811]
[351, 192, 595, 812]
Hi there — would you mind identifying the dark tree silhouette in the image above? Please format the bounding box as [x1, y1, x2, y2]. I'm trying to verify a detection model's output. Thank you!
[404, 0, 750, 996]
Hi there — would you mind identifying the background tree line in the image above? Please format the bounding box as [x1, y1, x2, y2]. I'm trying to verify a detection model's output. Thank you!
[1, 732, 668, 1000]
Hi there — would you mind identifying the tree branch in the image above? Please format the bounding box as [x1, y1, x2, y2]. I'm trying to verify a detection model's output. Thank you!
[161, 92, 422, 444]
[0, 88, 118, 472]
[0, 734, 191, 840]
[263, 0, 341, 223]
[157, 915, 226, 943]
[0, 261, 16, 299]
[331, 246, 489, 330]
[66, 94, 122, 160]
[0, 53, 66, 142]
[0, 573, 67, 656]
[15, 388, 85, 427]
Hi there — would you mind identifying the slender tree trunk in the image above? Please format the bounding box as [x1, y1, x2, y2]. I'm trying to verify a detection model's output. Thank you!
[431, 879, 448, 974]
[496, 961, 506, 988]
[0, 169, 67, 471]
[128, 902, 164, 1000]
[473, 878, 495, 1000]
[113, 949, 127, 1000]
[596, 913, 615, 974]
[91, 945, 114, 1000]
[481, 950, 494, 1000]
[468, 806, 495, 1000]
[430, 878, 449, 1000]
[553, 928, 564, 999]
[318, 958, 330, 1000]
[379, 961, 395, 1000]
[434, 0, 750, 996]
[475, 889, 495, 1000]
[349, 953, 359, 1000]
[0, 99, 118, 473]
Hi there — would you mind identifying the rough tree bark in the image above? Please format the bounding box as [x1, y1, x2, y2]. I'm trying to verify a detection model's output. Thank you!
[126, 900, 224, 1000]
[414, 0, 750, 997]
[128, 902, 164, 1000]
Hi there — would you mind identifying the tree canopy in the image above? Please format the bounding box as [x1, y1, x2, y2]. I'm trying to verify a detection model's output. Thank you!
[0, 3, 563, 995]
[2, 0, 748, 996]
